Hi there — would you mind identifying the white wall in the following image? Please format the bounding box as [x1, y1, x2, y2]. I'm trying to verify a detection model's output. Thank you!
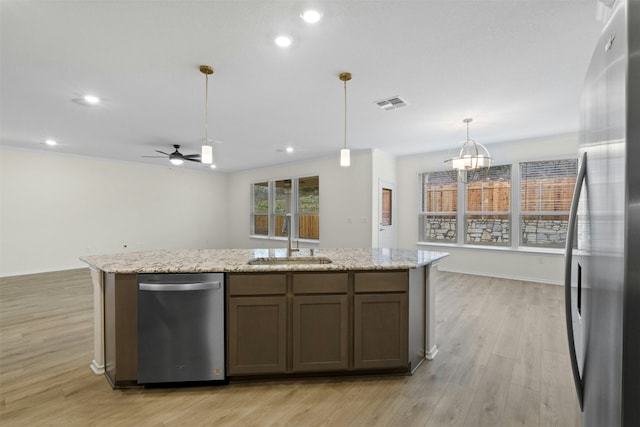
[396, 133, 578, 284]
[0, 147, 229, 276]
[227, 150, 373, 249]
[2, 133, 579, 283]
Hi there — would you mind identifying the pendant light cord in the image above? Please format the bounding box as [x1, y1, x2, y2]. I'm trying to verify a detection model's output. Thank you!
[343, 79, 348, 150]
[205, 73, 209, 144]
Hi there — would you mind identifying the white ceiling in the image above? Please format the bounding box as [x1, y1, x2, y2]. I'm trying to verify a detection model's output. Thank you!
[0, 0, 604, 172]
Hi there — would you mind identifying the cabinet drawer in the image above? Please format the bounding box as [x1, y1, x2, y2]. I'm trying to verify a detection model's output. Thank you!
[293, 273, 348, 294]
[228, 274, 287, 296]
[354, 271, 408, 293]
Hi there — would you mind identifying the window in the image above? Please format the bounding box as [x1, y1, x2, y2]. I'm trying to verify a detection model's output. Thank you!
[381, 188, 392, 226]
[520, 159, 577, 248]
[274, 179, 293, 238]
[465, 165, 511, 246]
[250, 176, 319, 240]
[419, 158, 577, 251]
[252, 181, 269, 236]
[298, 176, 320, 239]
[419, 171, 458, 243]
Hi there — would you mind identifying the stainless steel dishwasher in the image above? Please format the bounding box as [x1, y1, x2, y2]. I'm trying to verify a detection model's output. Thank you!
[137, 273, 226, 385]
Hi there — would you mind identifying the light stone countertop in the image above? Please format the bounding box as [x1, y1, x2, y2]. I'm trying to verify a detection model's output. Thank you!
[80, 248, 449, 274]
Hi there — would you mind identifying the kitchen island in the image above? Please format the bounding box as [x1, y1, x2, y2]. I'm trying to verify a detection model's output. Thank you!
[80, 248, 448, 388]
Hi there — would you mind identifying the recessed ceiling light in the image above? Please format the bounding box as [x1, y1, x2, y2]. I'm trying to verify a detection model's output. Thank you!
[72, 94, 101, 106]
[210, 164, 217, 169]
[286, 147, 294, 153]
[83, 95, 100, 105]
[45, 139, 57, 146]
[301, 10, 322, 24]
[275, 35, 292, 47]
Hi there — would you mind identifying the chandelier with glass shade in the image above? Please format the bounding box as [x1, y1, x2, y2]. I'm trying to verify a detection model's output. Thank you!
[444, 118, 492, 182]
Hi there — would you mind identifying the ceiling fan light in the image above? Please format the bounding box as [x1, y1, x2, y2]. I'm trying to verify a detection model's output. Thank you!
[201, 144, 213, 164]
[170, 157, 184, 166]
[340, 148, 351, 167]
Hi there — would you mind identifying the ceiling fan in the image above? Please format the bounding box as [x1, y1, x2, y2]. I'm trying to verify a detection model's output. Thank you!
[143, 145, 201, 166]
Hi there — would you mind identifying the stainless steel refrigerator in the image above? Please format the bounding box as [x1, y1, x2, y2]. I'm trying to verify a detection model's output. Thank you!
[564, 0, 639, 425]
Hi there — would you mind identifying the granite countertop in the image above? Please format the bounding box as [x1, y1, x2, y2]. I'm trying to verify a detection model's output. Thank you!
[80, 248, 449, 274]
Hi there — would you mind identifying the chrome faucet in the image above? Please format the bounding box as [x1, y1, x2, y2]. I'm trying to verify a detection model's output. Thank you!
[284, 213, 299, 257]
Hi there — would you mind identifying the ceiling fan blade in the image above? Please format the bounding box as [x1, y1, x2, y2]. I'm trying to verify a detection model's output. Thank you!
[183, 154, 201, 159]
[141, 155, 166, 158]
[154, 150, 170, 156]
[185, 157, 202, 163]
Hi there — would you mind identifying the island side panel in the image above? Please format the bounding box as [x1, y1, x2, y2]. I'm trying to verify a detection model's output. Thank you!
[408, 266, 426, 371]
[104, 272, 138, 388]
[89, 267, 105, 374]
[425, 263, 439, 360]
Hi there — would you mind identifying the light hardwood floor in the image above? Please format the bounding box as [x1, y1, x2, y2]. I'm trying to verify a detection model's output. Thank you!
[0, 268, 581, 426]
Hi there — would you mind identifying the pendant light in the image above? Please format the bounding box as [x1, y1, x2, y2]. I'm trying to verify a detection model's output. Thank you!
[444, 118, 492, 182]
[339, 72, 352, 167]
[200, 65, 214, 165]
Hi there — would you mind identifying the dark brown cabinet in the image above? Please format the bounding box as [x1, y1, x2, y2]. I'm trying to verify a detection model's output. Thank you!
[292, 273, 349, 372]
[227, 274, 287, 375]
[227, 270, 417, 377]
[353, 271, 409, 370]
[354, 293, 408, 369]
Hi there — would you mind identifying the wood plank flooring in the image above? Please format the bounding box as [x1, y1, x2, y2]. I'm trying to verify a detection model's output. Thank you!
[0, 268, 581, 426]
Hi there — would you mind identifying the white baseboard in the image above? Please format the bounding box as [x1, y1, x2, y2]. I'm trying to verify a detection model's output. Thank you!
[0, 265, 87, 279]
[425, 345, 439, 360]
[436, 266, 563, 286]
[90, 360, 105, 375]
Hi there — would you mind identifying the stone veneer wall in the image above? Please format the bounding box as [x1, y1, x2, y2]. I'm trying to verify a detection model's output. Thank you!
[422, 217, 457, 242]
[521, 218, 569, 248]
[422, 217, 569, 248]
[466, 218, 510, 245]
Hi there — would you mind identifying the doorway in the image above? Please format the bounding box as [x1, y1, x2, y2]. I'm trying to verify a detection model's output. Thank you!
[378, 180, 396, 248]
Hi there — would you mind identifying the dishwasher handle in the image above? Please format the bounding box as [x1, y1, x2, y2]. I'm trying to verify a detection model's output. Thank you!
[139, 281, 222, 292]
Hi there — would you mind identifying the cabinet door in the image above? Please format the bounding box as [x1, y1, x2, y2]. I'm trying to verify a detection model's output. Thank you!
[227, 296, 287, 375]
[354, 293, 408, 370]
[292, 295, 349, 372]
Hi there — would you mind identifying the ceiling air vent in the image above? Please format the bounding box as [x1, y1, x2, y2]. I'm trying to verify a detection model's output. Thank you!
[375, 96, 408, 111]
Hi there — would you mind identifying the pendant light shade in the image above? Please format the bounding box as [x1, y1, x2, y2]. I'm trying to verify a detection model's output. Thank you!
[340, 148, 350, 167]
[339, 72, 352, 167]
[201, 144, 213, 165]
[200, 65, 214, 165]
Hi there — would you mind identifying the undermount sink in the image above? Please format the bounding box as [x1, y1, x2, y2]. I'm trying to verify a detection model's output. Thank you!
[247, 257, 333, 265]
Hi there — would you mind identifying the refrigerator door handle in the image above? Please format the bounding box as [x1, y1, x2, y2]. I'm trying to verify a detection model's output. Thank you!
[564, 151, 587, 410]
